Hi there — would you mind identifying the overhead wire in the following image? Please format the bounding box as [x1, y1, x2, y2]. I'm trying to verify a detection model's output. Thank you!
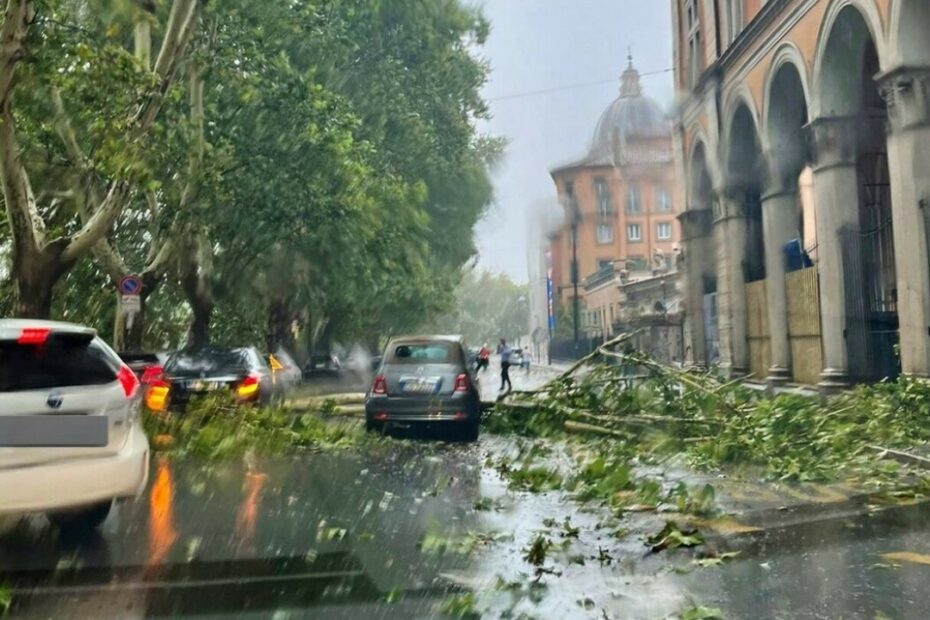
[487, 68, 673, 102]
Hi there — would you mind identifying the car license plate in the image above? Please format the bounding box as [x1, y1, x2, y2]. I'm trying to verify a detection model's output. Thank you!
[0, 415, 108, 447]
[400, 377, 439, 394]
[187, 380, 223, 391]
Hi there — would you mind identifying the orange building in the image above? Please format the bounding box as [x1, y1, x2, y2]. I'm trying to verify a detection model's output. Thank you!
[548, 59, 681, 338]
[673, 0, 930, 386]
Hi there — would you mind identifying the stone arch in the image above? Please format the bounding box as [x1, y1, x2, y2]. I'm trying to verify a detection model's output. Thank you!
[765, 56, 811, 191]
[687, 134, 714, 211]
[890, 0, 930, 67]
[722, 87, 763, 155]
[725, 100, 766, 282]
[813, 0, 888, 118]
[763, 43, 811, 142]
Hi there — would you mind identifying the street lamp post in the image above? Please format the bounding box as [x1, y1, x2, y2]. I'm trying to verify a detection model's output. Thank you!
[569, 201, 581, 352]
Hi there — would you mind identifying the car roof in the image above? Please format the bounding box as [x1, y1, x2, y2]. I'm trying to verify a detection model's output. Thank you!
[388, 335, 464, 345]
[0, 319, 97, 340]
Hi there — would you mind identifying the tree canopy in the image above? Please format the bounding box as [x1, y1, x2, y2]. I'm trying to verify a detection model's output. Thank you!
[422, 270, 529, 347]
[0, 0, 500, 355]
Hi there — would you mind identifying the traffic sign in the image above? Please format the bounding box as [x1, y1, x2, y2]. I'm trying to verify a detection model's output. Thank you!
[121, 294, 142, 313]
[118, 275, 143, 296]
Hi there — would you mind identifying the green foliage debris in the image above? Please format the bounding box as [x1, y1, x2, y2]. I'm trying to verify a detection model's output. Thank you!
[490, 336, 930, 485]
[144, 396, 368, 458]
[0, 582, 9, 616]
[440, 593, 480, 619]
[678, 605, 725, 620]
[646, 521, 705, 554]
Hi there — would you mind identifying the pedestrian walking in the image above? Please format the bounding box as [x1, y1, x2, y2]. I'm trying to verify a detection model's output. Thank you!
[497, 338, 513, 392]
[477, 344, 490, 373]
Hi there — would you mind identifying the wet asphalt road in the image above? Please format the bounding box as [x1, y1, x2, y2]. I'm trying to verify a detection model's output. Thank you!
[4, 363, 930, 619]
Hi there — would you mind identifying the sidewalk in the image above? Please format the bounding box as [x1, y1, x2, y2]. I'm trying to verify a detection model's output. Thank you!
[619, 457, 930, 546]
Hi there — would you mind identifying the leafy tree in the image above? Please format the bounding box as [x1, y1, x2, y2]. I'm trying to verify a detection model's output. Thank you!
[0, 0, 203, 317]
[424, 270, 529, 346]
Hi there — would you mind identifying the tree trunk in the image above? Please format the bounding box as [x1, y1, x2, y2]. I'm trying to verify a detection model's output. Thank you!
[188, 297, 212, 349]
[266, 297, 296, 353]
[180, 261, 212, 349]
[13, 270, 55, 319]
[11, 242, 67, 319]
[180, 231, 213, 349]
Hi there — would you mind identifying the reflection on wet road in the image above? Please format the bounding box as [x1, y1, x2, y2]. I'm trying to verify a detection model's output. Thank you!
[4, 434, 930, 619]
[1, 439, 490, 619]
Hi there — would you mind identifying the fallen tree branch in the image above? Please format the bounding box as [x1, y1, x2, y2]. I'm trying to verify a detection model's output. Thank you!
[564, 420, 628, 439]
[572, 410, 722, 428]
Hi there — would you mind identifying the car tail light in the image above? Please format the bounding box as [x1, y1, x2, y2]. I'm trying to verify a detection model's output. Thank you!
[236, 373, 261, 399]
[145, 381, 170, 412]
[18, 327, 50, 345]
[454, 373, 469, 393]
[141, 364, 164, 385]
[372, 375, 388, 395]
[117, 364, 140, 398]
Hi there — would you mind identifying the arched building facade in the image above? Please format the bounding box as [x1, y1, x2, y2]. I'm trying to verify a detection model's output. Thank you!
[673, 0, 930, 386]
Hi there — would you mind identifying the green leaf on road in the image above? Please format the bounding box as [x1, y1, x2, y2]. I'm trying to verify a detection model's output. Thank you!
[680, 605, 724, 620]
[647, 522, 705, 554]
[693, 551, 741, 568]
[0, 582, 10, 615]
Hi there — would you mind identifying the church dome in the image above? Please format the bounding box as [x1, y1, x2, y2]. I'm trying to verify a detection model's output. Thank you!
[550, 55, 672, 174]
[591, 57, 668, 149]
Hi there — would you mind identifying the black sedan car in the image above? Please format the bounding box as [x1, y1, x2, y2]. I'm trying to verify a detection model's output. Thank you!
[145, 347, 281, 413]
[365, 335, 481, 441]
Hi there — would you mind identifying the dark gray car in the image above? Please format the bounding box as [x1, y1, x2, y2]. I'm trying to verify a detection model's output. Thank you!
[365, 335, 481, 441]
[161, 347, 278, 412]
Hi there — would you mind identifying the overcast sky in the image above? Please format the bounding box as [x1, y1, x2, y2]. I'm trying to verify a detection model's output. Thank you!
[472, 0, 675, 282]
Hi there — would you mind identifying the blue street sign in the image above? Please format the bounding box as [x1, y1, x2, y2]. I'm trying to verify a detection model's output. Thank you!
[118, 275, 143, 296]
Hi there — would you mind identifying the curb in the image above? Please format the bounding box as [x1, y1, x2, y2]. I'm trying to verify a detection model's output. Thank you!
[691, 490, 930, 549]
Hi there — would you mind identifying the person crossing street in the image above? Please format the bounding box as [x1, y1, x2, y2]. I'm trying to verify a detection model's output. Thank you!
[497, 338, 513, 393]
[476, 343, 491, 372]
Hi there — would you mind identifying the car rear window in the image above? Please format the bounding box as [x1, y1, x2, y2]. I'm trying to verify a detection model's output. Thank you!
[165, 350, 249, 378]
[388, 342, 459, 364]
[0, 336, 117, 392]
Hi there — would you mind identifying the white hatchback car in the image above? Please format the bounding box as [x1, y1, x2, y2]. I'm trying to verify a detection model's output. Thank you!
[0, 320, 150, 532]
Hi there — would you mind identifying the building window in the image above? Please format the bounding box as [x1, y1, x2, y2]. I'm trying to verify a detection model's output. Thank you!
[626, 186, 641, 214]
[657, 222, 673, 240]
[656, 187, 672, 212]
[597, 223, 613, 244]
[685, 0, 703, 87]
[594, 177, 612, 218]
[627, 223, 642, 242]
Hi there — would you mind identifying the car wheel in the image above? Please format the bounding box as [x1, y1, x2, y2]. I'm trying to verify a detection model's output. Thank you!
[48, 500, 113, 533]
[458, 419, 480, 443]
[365, 420, 385, 435]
